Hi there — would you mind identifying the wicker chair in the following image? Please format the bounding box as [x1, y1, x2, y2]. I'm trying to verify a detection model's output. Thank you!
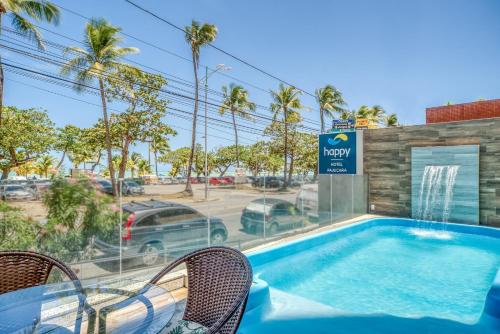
[0, 250, 96, 334]
[150, 247, 253, 334]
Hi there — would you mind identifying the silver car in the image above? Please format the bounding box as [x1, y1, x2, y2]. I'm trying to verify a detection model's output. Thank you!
[123, 181, 145, 195]
[1, 185, 36, 201]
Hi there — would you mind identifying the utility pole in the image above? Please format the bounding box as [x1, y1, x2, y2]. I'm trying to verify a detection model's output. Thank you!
[201, 64, 231, 201]
[148, 140, 151, 169]
[204, 66, 209, 201]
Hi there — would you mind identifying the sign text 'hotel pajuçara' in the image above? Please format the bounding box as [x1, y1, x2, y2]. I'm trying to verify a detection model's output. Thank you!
[318, 131, 357, 174]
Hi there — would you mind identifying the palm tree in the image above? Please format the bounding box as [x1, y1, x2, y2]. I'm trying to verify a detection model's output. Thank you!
[36, 155, 54, 178]
[14, 161, 34, 177]
[137, 159, 151, 177]
[61, 18, 138, 197]
[355, 105, 371, 119]
[184, 20, 217, 195]
[0, 0, 60, 126]
[270, 84, 302, 189]
[129, 152, 142, 178]
[368, 105, 385, 126]
[340, 109, 356, 120]
[219, 84, 256, 167]
[315, 85, 346, 133]
[355, 105, 385, 127]
[384, 113, 399, 127]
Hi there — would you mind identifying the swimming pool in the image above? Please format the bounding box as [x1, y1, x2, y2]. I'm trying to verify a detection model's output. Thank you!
[238, 218, 500, 334]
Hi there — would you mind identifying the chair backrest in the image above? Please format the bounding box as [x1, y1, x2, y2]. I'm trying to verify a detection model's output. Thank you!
[0, 251, 80, 295]
[151, 247, 253, 334]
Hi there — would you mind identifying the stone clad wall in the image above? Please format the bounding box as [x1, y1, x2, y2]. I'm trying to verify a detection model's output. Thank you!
[363, 117, 500, 227]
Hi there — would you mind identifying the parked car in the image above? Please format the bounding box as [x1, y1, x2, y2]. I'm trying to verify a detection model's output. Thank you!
[246, 176, 257, 184]
[209, 176, 234, 186]
[1, 185, 36, 201]
[95, 200, 228, 267]
[158, 177, 173, 185]
[221, 176, 234, 185]
[122, 180, 145, 195]
[241, 198, 304, 235]
[0, 179, 28, 186]
[126, 178, 145, 186]
[252, 176, 283, 188]
[96, 180, 113, 195]
[209, 177, 221, 186]
[296, 183, 318, 220]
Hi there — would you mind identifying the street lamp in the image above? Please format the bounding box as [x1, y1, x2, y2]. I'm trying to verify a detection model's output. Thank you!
[200, 64, 231, 201]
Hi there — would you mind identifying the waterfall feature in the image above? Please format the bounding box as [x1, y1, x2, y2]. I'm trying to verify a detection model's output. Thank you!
[415, 165, 460, 222]
[411, 145, 479, 225]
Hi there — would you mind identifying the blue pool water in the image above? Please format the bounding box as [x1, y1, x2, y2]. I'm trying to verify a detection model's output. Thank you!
[256, 225, 500, 323]
[239, 218, 500, 334]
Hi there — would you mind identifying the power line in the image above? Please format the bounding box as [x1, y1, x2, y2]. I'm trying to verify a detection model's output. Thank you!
[124, 0, 317, 98]
[5, 24, 322, 127]
[3, 46, 273, 132]
[8, 77, 257, 145]
[3, 56, 270, 135]
[4, 61, 266, 140]
[1, 38, 320, 133]
[41, 4, 324, 124]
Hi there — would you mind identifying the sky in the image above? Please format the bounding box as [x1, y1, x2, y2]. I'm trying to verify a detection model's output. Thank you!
[4, 0, 500, 173]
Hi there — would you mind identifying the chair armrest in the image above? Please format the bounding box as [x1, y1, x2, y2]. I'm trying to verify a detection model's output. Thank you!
[149, 255, 187, 285]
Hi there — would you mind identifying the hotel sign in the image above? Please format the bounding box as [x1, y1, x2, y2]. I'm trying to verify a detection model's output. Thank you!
[331, 119, 354, 130]
[318, 131, 357, 174]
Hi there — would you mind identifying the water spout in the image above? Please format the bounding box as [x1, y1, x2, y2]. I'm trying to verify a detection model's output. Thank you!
[415, 165, 460, 223]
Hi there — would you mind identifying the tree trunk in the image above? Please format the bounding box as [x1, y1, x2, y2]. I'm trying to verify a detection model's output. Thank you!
[98, 78, 117, 198]
[283, 108, 288, 189]
[56, 151, 66, 170]
[91, 152, 101, 173]
[185, 51, 199, 195]
[118, 138, 130, 180]
[288, 149, 294, 184]
[0, 14, 4, 128]
[320, 108, 324, 134]
[218, 166, 229, 177]
[1, 166, 9, 180]
[231, 110, 240, 168]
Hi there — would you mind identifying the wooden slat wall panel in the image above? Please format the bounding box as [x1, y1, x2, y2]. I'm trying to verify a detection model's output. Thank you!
[363, 118, 500, 227]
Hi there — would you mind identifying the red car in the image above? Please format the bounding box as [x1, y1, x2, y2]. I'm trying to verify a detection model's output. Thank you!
[209, 177, 220, 186]
[209, 177, 234, 186]
[221, 176, 234, 185]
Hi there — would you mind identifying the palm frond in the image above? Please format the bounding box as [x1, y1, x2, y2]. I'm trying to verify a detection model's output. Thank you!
[19, 0, 60, 24]
[59, 55, 89, 76]
[11, 12, 44, 48]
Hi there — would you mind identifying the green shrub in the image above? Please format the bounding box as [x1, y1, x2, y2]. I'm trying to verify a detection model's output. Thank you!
[0, 202, 38, 250]
[40, 177, 118, 262]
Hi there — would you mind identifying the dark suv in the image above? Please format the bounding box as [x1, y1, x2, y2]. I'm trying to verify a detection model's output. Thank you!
[95, 200, 228, 267]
